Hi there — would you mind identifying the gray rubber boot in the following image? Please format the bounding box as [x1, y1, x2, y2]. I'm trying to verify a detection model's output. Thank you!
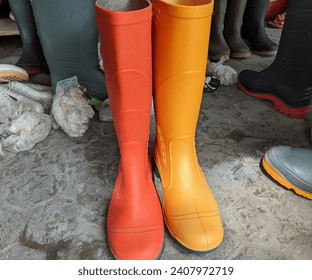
[32, 0, 108, 101]
[262, 146, 312, 200]
[223, 0, 250, 59]
[8, 0, 45, 74]
[209, 0, 230, 61]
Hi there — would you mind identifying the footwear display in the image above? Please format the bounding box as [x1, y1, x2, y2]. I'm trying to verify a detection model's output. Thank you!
[262, 146, 312, 200]
[238, 0, 312, 119]
[8, 0, 45, 74]
[242, 0, 278, 56]
[32, 0, 108, 101]
[153, 0, 223, 253]
[96, 0, 164, 260]
[223, 0, 250, 59]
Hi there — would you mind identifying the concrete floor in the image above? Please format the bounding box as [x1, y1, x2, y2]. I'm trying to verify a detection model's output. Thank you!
[0, 27, 312, 260]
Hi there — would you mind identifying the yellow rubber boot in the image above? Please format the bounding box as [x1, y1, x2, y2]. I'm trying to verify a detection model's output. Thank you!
[152, 0, 224, 253]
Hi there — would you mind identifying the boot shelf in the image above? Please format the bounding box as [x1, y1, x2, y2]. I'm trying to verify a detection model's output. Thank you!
[0, 17, 19, 36]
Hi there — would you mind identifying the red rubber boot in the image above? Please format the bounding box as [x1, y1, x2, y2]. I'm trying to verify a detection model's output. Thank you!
[96, 0, 164, 260]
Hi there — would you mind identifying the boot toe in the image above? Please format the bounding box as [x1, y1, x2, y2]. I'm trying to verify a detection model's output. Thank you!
[263, 146, 312, 199]
[237, 69, 262, 92]
[107, 225, 164, 260]
[166, 212, 224, 253]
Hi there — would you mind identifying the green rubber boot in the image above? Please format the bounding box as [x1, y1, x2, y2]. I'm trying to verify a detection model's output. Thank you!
[223, 0, 251, 59]
[209, 0, 230, 61]
[32, 0, 108, 100]
[8, 0, 45, 74]
[242, 0, 278, 56]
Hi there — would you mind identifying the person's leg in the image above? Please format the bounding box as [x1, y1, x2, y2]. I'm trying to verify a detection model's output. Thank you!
[237, 0, 312, 118]
[96, 0, 164, 260]
[8, 0, 45, 74]
[223, 0, 250, 59]
[241, 0, 278, 56]
[153, 0, 223, 253]
[261, 146, 312, 200]
[32, 0, 108, 101]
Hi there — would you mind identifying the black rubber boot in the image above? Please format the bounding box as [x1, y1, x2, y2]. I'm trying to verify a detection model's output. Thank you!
[237, 0, 312, 119]
[241, 0, 278, 56]
[223, 0, 250, 59]
[0, 0, 10, 18]
[209, 0, 230, 61]
[8, 0, 45, 74]
[32, 0, 108, 101]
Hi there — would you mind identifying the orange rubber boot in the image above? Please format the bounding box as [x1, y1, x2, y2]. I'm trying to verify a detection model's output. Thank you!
[96, 0, 164, 260]
[152, 0, 224, 253]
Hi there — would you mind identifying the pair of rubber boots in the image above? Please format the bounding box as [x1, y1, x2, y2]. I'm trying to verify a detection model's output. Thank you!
[96, 0, 223, 260]
[238, 0, 312, 119]
[209, 0, 278, 61]
[8, 0, 107, 101]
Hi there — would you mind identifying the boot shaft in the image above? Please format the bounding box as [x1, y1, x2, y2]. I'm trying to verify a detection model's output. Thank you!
[271, 0, 312, 104]
[286, 0, 312, 13]
[274, 0, 312, 79]
[8, 0, 38, 45]
[242, 0, 278, 55]
[211, 0, 227, 30]
[244, 0, 270, 24]
[223, 0, 250, 57]
[209, 0, 230, 60]
[152, 0, 213, 139]
[8, 0, 44, 71]
[32, 0, 107, 100]
[224, 0, 248, 35]
[96, 0, 153, 156]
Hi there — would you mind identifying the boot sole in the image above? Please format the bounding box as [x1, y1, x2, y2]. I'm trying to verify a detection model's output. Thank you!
[237, 79, 310, 119]
[209, 54, 230, 62]
[0, 70, 29, 83]
[230, 51, 251, 59]
[261, 156, 312, 200]
[252, 49, 277, 56]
